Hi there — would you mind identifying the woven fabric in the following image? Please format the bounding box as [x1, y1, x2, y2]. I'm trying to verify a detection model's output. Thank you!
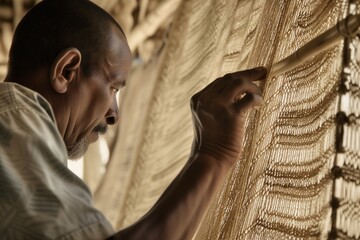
[93, 0, 360, 239]
[192, 1, 345, 239]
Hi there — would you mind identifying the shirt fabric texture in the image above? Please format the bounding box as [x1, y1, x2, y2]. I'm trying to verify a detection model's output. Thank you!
[0, 82, 114, 239]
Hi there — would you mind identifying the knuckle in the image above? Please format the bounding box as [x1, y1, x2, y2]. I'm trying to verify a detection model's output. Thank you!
[191, 92, 208, 110]
[190, 94, 198, 109]
[191, 91, 201, 102]
[190, 94, 197, 103]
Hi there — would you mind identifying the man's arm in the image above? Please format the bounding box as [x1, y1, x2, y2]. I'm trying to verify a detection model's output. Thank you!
[109, 67, 267, 240]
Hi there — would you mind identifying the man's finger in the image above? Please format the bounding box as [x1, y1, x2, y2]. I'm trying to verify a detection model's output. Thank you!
[234, 93, 263, 113]
[191, 67, 266, 109]
[224, 67, 267, 82]
[222, 79, 262, 102]
[214, 67, 266, 100]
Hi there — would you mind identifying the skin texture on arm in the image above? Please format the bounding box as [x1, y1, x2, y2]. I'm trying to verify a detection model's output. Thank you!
[109, 67, 267, 240]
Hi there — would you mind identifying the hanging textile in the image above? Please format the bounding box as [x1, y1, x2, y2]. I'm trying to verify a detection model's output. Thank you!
[94, 0, 360, 239]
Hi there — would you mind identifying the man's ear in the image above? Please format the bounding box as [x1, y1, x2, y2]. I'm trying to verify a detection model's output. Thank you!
[50, 48, 82, 93]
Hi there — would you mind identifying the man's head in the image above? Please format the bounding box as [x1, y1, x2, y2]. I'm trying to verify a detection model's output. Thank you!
[5, 0, 132, 159]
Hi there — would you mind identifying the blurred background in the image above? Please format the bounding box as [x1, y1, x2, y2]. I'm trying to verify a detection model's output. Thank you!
[1, 1, 359, 239]
[0, 0, 180, 79]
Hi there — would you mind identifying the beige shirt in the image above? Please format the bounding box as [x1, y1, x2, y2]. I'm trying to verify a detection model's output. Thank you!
[0, 83, 114, 239]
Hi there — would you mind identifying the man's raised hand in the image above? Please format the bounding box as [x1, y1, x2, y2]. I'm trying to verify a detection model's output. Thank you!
[190, 67, 267, 168]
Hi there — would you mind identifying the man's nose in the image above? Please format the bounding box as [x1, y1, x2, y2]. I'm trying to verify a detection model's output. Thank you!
[105, 99, 119, 125]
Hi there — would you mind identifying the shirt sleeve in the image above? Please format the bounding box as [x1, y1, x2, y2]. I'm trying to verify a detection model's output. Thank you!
[0, 84, 114, 240]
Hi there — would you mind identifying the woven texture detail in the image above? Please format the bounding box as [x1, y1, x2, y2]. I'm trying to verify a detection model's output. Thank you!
[194, 1, 346, 239]
[91, 0, 360, 239]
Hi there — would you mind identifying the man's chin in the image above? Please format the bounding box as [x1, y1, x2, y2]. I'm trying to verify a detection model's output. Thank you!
[67, 137, 89, 160]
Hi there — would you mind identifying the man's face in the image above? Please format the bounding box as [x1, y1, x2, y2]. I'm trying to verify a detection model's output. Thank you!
[64, 26, 132, 159]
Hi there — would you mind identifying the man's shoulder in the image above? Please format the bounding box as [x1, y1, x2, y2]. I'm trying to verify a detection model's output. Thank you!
[0, 82, 55, 122]
[0, 84, 114, 240]
[0, 82, 64, 160]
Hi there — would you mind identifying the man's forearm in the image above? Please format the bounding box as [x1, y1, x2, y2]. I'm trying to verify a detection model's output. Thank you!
[110, 153, 230, 240]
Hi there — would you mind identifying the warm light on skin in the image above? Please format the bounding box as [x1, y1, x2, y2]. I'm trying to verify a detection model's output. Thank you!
[64, 25, 132, 160]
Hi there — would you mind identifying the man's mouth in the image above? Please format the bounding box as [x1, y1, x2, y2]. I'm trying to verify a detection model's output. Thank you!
[87, 124, 108, 143]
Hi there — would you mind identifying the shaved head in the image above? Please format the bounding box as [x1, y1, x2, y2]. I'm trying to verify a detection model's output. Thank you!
[7, 0, 124, 79]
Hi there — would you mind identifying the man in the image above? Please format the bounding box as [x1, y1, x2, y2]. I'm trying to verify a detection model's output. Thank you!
[0, 0, 266, 239]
